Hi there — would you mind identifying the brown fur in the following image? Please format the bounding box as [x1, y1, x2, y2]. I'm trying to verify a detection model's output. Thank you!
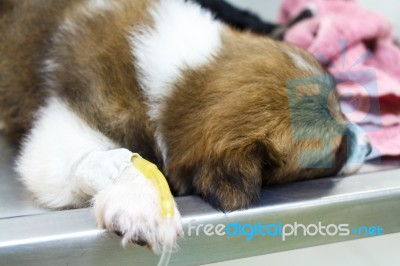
[162, 29, 348, 210]
[0, 0, 348, 212]
[0, 0, 81, 143]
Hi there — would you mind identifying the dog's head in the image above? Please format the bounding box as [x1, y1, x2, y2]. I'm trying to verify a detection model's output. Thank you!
[162, 30, 370, 211]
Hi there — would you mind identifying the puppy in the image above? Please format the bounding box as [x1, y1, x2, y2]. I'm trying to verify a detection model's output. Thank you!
[0, 0, 370, 252]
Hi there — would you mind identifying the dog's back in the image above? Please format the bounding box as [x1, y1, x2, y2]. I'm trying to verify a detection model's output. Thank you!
[0, 0, 81, 142]
[0, 0, 158, 161]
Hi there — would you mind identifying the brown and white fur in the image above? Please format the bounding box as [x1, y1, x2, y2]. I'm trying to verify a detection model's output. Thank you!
[0, 0, 370, 252]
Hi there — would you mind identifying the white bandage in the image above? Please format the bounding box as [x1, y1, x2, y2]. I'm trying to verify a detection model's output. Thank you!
[74, 149, 145, 196]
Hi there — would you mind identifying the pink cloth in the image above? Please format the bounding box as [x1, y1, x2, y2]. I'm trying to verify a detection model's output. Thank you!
[279, 0, 400, 158]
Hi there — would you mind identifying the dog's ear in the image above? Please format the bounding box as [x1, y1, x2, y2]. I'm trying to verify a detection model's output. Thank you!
[193, 138, 283, 212]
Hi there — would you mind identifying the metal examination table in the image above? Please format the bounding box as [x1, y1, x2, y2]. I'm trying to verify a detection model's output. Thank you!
[1, 132, 400, 265]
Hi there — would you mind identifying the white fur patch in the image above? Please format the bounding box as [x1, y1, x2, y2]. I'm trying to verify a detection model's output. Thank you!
[42, 58, 60, 74]
[131, 0, 221, 112]
[59, 18, 79, 34]
[41, 58, 61, 89]
[130, 0, 222, 161]
[86, 0, 113, 11]
[155, 130, 169, 165]
[16, 98, 118, 208]
[287, 51, 319, 74]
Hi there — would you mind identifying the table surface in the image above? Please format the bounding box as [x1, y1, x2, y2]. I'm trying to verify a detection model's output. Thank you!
[1, 132, 400, 265]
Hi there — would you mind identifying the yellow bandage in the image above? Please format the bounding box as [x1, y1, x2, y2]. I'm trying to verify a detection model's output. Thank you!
[131, 154, 175, 218]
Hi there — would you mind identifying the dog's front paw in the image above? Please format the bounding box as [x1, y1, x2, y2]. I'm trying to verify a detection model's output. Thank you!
[93, 168, 183, 254]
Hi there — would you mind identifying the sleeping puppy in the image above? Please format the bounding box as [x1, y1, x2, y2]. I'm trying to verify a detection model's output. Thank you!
[0, 0, 370, 252]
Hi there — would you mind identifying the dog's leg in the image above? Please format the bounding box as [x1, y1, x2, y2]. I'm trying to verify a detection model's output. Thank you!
[16, 97, 182, 253]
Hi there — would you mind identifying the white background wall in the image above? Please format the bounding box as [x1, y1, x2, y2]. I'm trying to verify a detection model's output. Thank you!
[358, 0, 400, 37]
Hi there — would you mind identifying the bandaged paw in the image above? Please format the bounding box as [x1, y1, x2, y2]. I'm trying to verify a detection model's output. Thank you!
[93, 164, 183, 254]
